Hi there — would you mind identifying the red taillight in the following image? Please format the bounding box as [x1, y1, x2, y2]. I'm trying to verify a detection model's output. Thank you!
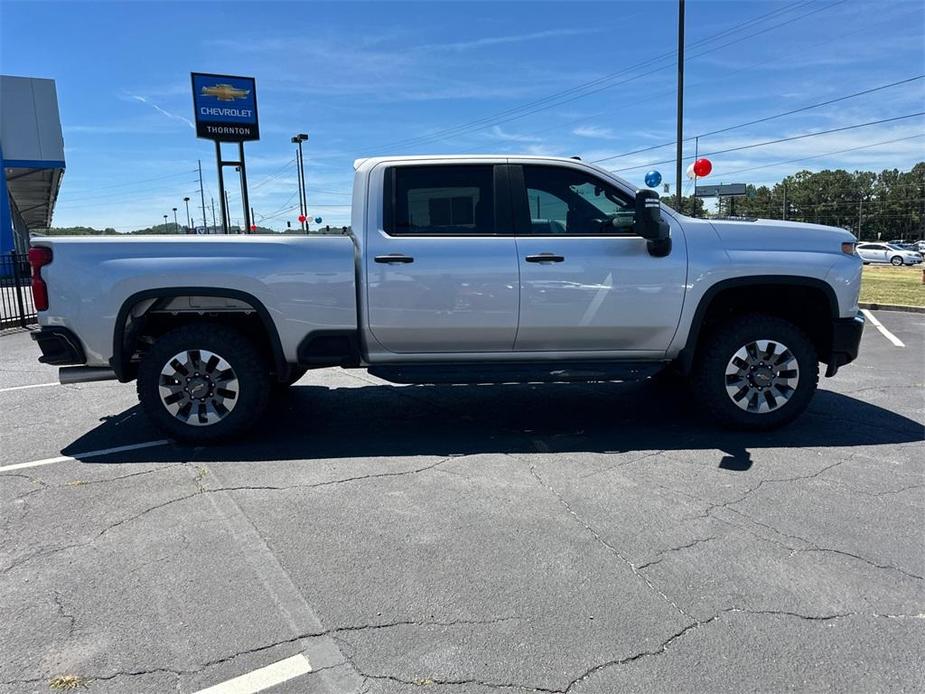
[28, 246, 53, 311]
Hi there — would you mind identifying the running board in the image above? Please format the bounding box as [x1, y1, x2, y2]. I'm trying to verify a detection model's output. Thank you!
[367, 362, 665, 385]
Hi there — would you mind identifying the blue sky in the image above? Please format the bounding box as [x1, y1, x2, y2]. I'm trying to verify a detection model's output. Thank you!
[2, 0, 923, 231]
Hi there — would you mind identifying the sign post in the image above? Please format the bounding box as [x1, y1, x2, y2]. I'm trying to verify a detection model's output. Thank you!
[191, 72, 260, 234]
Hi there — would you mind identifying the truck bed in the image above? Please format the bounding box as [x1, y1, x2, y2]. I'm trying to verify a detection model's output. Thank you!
[33, 234, 358, 366]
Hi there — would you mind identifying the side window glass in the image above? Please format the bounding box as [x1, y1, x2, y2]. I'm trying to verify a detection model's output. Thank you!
[385, 165, 494, 235]
[522, 165, 634, 235]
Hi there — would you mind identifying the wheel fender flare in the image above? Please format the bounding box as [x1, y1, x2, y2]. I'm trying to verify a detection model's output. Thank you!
[111, 287, 287, 382]
[677, 275, 839, 375]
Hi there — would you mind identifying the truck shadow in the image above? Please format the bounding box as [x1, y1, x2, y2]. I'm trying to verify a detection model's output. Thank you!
[63, 379, 924, 471]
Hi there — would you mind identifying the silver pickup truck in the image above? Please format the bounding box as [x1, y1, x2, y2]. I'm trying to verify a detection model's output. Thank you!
[29, 155, 864, 441]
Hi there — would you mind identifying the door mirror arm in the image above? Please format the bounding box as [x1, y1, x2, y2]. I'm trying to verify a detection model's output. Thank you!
[632, 189, 672, 257]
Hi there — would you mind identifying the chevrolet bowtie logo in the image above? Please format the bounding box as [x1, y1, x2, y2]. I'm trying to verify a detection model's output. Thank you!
[201, 84, 250, 101]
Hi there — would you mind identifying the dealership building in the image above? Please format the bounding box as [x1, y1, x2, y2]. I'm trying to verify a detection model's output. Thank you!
[0, 75, 65, 254]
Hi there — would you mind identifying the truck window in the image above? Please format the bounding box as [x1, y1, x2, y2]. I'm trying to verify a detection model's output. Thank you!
[384, 165, 495, 235]
[521, 165, 634, 235]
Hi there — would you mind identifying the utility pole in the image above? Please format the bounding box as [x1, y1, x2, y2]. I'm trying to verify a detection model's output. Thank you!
[858, 198, 863, 240]
[675, 0, 685, 211]
[691, 135, 699, 217]
[782, 181, 788, 220]
[292, 133, 308, 231]
[225, 190, 231, 231]
[198, 160, 208, 228]
[211, 197, 217, 234]
[251, 206, 256, 233]
[237, 144, 251, 236]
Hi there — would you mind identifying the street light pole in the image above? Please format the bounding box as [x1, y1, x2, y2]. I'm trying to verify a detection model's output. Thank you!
[292, 133, 308, 231]
[163, 214, 168, 233]
[675, 0, 685, 212]
[183, 197, 192, 233]
[172, 207, 178, 234]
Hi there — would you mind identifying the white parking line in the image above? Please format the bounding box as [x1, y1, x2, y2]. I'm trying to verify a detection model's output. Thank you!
[861, 309, 906, 348]
[0, 440, 170, 472]
[0, 382, 59, 393]
[193, 653, 311, 694]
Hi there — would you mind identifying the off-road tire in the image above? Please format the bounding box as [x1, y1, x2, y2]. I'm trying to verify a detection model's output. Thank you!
[690, 314, 818, 430]
[137, 323, 271, 442]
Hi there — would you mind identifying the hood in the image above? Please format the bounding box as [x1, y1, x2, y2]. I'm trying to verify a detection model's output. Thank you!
[707, 217, 856, 253]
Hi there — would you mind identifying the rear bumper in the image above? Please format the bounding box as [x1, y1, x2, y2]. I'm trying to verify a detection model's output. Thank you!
[32, 327, 86, 366]
[825, 313, 864, 377]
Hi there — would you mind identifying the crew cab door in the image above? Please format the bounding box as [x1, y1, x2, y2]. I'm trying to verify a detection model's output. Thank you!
[364, 163, 519, 353]
[509, 163, 687, 353]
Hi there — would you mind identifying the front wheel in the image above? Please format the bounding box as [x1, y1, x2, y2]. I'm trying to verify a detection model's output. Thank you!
[137, 323, 271, 442]
[890, 256, 904, 266]
[690, 314, 819, 430]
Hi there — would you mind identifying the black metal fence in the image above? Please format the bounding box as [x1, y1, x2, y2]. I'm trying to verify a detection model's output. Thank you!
[0, 252, 37, 330]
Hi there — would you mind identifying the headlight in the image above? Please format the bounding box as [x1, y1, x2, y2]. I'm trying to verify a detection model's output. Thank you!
[841, 242, 857, 255]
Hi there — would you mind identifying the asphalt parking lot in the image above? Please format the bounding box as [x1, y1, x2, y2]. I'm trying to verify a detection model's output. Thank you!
[1, 311, 923, 694]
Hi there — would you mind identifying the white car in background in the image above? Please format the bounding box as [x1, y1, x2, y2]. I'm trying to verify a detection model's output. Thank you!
[856, 242, 923, 266]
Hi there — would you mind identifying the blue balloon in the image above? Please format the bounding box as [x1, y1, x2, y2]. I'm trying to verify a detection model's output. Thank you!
[644, 170, 662, 188]
[314, 216, 323, 224]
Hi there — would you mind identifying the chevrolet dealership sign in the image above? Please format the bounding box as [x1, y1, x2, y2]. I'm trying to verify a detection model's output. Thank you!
[191, 72, 259, 141]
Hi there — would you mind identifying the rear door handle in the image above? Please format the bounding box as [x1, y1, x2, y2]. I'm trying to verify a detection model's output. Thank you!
[374, 254, 414, 264]
[525, 253, 565, 263]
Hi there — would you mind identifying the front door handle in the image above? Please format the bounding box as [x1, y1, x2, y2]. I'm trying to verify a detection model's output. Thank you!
[525, 253, 565, 263]
[374, 254, 414, 264]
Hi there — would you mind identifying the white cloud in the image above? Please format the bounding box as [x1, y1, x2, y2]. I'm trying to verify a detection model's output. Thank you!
[416, 28, 601, 53]
[573, 125, 618, 140]
[488, 126, 543, 143]
[127, 94, 194, 129]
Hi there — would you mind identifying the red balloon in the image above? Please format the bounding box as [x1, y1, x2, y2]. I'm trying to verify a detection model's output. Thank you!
[298, 214, 306, 223]
[693, 158, 712, 177]
[250, 224, 257, 231]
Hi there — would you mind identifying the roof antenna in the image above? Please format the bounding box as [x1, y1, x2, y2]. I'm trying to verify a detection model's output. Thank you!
[570, 156, 582, 160]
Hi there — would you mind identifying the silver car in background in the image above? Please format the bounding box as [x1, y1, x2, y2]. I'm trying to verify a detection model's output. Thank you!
[856, 242, 923, 266]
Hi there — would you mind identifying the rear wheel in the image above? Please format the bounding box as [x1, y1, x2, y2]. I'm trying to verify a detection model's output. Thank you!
[890, 255, 904, 266]
[690, 314, 818, 430]
[137, 323, 270, 442]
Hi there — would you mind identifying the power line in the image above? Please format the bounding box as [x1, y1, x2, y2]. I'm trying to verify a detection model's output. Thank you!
[368, 0, 814, 151]
[250, 158, 297, 192]
[371, 0, 842, 152]
[58, 182, 200, 208]
[713, 134, 925, 178]
[609, 112, 925, 173]
[61, 171, 197, 201]
[63, 169, 196, 194]
[590, 75, 925, 165]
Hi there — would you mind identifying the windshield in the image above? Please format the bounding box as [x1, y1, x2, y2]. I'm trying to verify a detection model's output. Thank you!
[886, 244, 906, 250]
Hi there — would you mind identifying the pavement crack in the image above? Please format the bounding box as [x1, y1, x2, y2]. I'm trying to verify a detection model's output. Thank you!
[52, 591, 76, 639]
[357, 672, 561, 693]
[723, 506, 925, 580]
[577, 450, 665, 479]
[681, 454, 851, 524]
[94, 492, 201, 541]
[193, 616, 517, 672]
[562, 615, 719, 692]
[526, 463, 688, 617]
[835, 482, 925, 498]
[636, 536, 719, 571]
[66, 464, 187, 488]
[201, 456, 459, 495]
[1, 488, 202, 575]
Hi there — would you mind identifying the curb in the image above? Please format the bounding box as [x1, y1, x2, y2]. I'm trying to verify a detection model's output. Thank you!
[860, 303, 925, 314]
